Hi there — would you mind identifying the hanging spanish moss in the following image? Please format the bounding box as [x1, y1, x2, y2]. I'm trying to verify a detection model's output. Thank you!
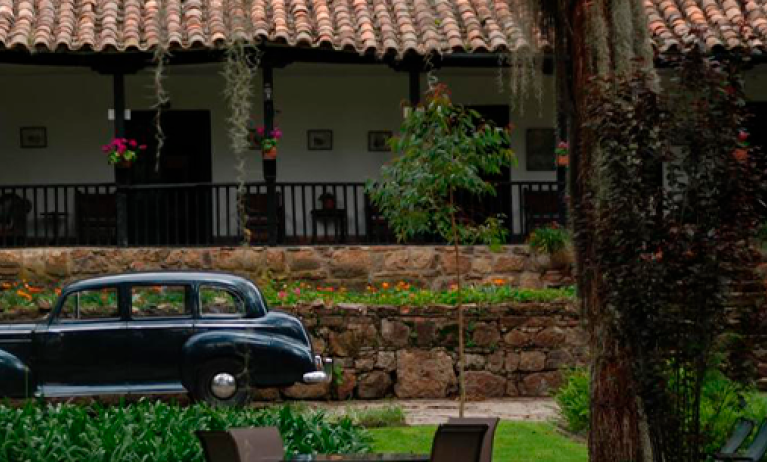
[222, 42, 260, 245]
[151, 0, 171, 173]
[503, 0, 550, 116]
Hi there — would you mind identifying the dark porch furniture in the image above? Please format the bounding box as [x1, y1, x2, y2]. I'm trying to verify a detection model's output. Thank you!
[245, 192, 285, 244]
[522, 189, 559, 235]
[311, 208, 347, 243]
[365, 196, 394, 243]
[0, 194, 31, 243]
[428, 423, 488, 462]
[75, 191, 117, 244]
[446, 417, 500, 462]
[715, 420, 767, 461]
[287, 456, 429, 461]
[197, 427, 284, 462]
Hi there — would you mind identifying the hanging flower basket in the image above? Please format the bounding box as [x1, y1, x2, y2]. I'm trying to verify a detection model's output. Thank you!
[253, 126, 282, 160]
[555, 141, 569, 167]
[262, 147, 278, 160]
[734, 130, 750, 163]
[103, 138, 146, 167]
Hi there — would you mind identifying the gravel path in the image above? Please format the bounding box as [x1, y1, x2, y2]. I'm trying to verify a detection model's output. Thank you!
[298, 398, 560, 425]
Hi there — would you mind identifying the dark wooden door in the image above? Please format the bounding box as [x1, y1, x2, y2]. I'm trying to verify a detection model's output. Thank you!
[125, 111, 213, 245]
[747, 103, 767, 219]
[461, 105, 512, 231]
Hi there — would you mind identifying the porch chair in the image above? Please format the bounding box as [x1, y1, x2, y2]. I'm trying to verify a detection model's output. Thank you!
[364, 195, 394, 243]
[429, 423, 488, 462]
[197, 427, 284, 462]
[75, 191, 117, 244]
[714, 419, 767, 461]
[244, 192, 285, 244]
[713, 419, 755, 459]
[521, 189, 559, 236]
[0, 193, 31, 244]
[447, 417, 500, 462]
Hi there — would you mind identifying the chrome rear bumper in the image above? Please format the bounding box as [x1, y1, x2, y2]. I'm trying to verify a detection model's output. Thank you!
[303, 356, 333, 384]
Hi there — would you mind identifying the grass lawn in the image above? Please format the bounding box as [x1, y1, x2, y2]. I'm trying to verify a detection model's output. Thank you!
[369, 422, 587, 462]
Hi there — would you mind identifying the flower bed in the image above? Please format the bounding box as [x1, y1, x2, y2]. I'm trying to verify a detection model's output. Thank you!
[0, 280, 575, 315]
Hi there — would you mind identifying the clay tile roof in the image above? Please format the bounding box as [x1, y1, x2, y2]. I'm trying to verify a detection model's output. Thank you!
[645, 0, 767, 54]
[1, 0, 762, 57]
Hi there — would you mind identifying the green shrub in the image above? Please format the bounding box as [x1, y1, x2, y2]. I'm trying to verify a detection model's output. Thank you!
[342, 405, 407, 428]
[0, 401, 371, 461]
[554, 367, 767, 454]
[528, 225, 570, 255]
[554, 368, 590, 434]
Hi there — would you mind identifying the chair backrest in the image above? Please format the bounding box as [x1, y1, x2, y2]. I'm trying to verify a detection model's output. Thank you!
[245, 193, 283, 214]
[430, 423, 488, 462]
[744, 420, 767, 461]
[196, 430, 241, 462]
[447, 417, 500, 462]
[228, 427, 284, 462]
[523, 190, 559, 215]
[719, 418, 755, 455]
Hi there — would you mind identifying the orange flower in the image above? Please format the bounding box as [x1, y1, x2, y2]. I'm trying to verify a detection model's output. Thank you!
[16, 290, 32, 301]
[54, 288, 62, 296]
[27, 286, 43, 294]
[0, 282, 12, 290]
[382, 282, 390, 289]
[492, 279, 506, 286]
[449, 284, 458, 291]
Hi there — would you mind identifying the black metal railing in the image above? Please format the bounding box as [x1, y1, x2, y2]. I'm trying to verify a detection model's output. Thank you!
[0, 181, 563, 248]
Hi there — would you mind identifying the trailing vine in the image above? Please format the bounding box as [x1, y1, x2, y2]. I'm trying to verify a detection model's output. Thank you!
[151, 0, 171, 172]
[222, 42, 260, 245]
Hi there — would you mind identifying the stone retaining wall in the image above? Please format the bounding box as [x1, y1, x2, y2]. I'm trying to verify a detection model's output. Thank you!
[270, 301, 587, 401]
[0, 245, 574, 289]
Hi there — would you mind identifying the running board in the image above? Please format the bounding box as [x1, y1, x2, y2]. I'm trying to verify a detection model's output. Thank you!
[36, 383, 187, 398]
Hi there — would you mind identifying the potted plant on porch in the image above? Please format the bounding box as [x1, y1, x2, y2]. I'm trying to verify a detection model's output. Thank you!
[253, 126, 283, 160]
[102, 138, 146, 168]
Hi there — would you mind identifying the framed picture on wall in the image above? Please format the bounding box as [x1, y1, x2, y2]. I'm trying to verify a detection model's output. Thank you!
[368, 130, 392, 152]
[307, 130, 333, 150]
[526, 128, 556, 171]
[20, 127, 47, 149]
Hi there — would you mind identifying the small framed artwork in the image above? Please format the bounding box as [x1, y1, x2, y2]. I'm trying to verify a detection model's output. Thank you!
[307, 130, 333, 151]
[20, 127, 47, 149]
[368, 130, 392, 152]
[526, 128, 556, 171]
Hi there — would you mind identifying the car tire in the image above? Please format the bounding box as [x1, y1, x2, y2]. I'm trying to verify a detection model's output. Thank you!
[193, 359, 251, 407]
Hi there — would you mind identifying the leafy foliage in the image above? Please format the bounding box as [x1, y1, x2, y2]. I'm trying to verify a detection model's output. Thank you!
[366, 83, 515, 247]
[528, 224, 570, 255]
[554, 368, 590, 434]
[340, 404, 407, 428]
[579, 47, 766, 461]
[0, 401, 371, 461]
[555, 368, 767, 456]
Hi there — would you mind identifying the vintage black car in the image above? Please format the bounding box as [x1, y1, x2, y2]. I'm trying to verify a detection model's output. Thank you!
[0, 271, 330, 406]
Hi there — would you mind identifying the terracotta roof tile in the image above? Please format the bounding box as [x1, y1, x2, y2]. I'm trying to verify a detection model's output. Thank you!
[1, 0, 761, 56]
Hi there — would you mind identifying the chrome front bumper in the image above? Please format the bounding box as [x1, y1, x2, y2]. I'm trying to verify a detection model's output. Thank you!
[303, 356, 333, 384]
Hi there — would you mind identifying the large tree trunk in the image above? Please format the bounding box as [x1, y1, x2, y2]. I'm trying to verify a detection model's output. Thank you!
[564, 1, 652, 460]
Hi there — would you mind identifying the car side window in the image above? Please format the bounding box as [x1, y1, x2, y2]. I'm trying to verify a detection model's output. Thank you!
[199, 286, 245, 317]
[59, 288, 119, 321]
[132, 285, 189, 319]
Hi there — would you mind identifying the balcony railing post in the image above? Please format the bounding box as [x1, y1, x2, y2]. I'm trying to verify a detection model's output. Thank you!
[262, 64, 278, 246]
[556, 166, 568, 226]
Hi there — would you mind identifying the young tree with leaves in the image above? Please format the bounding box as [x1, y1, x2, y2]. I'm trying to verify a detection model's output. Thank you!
[367, 83, 516, 416]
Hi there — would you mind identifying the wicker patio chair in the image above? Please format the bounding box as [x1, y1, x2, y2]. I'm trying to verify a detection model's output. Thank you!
[197, 427, 284, 462]
[429, 423, 488, 462]
[447, 417, 500, 462]
[715, 420, 767, 461]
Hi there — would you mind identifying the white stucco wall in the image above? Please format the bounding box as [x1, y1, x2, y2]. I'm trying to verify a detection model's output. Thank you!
[0, 62, 557, 186]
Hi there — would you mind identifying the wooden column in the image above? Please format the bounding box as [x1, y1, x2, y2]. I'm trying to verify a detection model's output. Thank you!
[262, 65, 278, 246]
[113, 72, 129, 247]
[409, 67, 421, 105]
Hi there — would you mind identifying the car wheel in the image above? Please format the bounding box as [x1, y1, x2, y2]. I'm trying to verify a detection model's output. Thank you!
[194, 359, 251, 407]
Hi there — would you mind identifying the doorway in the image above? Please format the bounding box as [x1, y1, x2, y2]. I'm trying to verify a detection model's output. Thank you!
[125, 110, 213, 245]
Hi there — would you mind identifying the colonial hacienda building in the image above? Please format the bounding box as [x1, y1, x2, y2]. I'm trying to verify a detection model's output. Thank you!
[0, 0, 765, 250]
